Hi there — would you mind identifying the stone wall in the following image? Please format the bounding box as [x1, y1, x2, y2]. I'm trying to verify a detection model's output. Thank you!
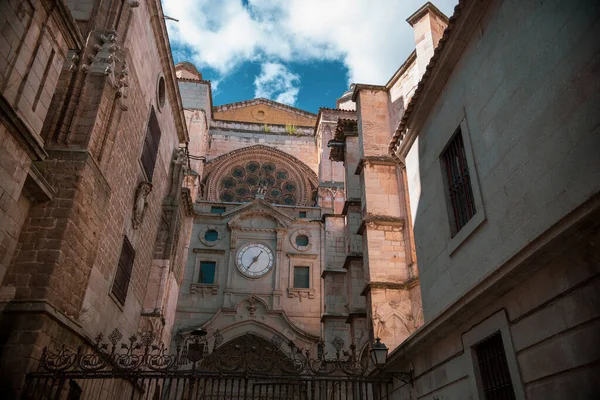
[0, 0, 193, 395]
[404, 0, 600, 320]
[207, 130, 318, 174]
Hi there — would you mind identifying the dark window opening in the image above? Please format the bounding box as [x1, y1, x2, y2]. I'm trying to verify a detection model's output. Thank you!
[441, 128, 476, 235]
[140, 107, 162, 181]
[112, 236, 135, 305]
[199, 261, 216, 284]
[211, 206, 226, 214]
[294, 266, 310, 288]
[295, 234, 309, 247]
[204, 230, 218, 242]
[475, 332, 516, 400]
[299, 211, 307, 218]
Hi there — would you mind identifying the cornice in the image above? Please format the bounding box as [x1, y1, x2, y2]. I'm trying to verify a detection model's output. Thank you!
[357, 215, 405, 235]
[286, 253, 318, 259]
[320, 313, 349, 323]
[193, 248, 226, 254]
[360, 278, 419, 297]
[342, 252, 363, 269]
[213, 98, 317, 119]
[342, 199, 361, 216]
[351, 84, 387, 102]
[321, 268, 346, 279]
[346, 311, 367, 323]
[148, 0, 189, 143]
[354, 156, 398, 175]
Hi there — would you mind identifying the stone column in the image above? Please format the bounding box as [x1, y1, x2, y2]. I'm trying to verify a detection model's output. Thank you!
[353, 87, 421, 351]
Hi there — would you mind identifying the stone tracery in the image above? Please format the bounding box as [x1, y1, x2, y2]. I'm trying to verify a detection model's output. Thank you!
[203, 145, 318, 206]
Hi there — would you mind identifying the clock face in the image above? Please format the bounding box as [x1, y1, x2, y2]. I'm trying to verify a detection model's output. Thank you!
[236, 243, 274, 278]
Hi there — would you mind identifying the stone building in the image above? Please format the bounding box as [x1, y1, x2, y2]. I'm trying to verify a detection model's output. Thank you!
[0, 0, 197, 396]
[169, 3, 451, 367]
[2, 0, 598, 399]
[382, 0, 600, 399]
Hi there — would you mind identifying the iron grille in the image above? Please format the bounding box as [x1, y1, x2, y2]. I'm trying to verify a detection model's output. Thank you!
[441, 129, 476, 234]
[475, 332, 516, 400]
[111, 236, 135, 304]
[141, 107, 162, 181]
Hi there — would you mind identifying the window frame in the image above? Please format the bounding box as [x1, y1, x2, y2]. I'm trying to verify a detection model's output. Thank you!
[140, 107, 162, 182]
[441, 127, 476, 235]
[286, 253, 317, 299]
[463, 311, 525, 400]
[293, 266, 310, 289]
[111, 235, 135, 306]
[438, 117, 485, 255]
[190, 250, 223, 295]
[198, 260, 217, 284]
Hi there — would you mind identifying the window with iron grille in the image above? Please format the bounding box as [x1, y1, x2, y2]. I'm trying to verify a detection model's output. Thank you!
[475, 332, 516, 400]
[140, 107, 161, 181]
[441, 128, 476, 235]
[112, 236, 135, 305]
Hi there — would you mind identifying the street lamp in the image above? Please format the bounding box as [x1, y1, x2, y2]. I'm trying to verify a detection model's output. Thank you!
[370, 337, 389, 366]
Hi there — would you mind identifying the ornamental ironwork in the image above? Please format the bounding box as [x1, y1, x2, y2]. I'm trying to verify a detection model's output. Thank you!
[26, 329, 409, 400]
[35, 329, 375, 377]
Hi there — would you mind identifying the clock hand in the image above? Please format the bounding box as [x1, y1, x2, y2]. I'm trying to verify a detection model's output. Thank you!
[246, 251, 264, 269]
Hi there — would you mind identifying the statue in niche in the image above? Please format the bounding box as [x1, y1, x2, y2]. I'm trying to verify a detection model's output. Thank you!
[132, 181, 153, 229]
[255, 172, 268, 197]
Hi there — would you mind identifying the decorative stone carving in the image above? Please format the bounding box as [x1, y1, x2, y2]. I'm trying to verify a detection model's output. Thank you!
[287, 288, 315, 302]
[202, 145, 318, 206]
[190, 284, 219, 297]
[132, 181, 152, 229]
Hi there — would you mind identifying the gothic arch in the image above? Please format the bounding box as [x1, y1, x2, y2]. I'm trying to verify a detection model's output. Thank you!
[203, 145, 318, 206]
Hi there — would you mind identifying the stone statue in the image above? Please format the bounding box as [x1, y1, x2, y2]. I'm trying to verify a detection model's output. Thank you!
[132, 181, 153, 229]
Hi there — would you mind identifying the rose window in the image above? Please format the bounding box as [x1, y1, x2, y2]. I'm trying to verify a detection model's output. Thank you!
[218, 161, 299, 205]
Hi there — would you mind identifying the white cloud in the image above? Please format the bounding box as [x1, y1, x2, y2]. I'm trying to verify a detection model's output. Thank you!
[254, 62, 300, 105]
[163, 0, 457, 90]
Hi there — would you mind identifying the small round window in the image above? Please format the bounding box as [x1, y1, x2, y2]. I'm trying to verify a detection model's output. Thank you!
[157, 76, 166, 109]
[295, 234, 309, 247]
[204, 229, 218, 242]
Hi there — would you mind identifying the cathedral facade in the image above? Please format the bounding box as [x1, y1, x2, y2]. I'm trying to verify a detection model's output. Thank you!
[1, 0, 599, 399]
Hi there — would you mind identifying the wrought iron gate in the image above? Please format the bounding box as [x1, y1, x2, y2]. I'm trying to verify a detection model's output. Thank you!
[23, 330, 397, 400]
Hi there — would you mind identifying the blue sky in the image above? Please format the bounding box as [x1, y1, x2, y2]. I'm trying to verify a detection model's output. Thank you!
[164, 0, 458, 113]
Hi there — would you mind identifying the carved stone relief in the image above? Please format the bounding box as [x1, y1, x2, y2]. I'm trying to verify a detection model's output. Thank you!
[132, 181, 152, 229]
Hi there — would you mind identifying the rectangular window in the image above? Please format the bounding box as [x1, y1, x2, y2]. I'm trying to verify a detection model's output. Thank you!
[442, 128, 476, 235]
[299, 211, 307, 218]
[199, 261, 216, 284]
[475, 332, 516, 400]
[112, 236, 135, 305]
[293, 266, 310, 289]
[211, 206, 226, 214]
[140, 107, 161, 181]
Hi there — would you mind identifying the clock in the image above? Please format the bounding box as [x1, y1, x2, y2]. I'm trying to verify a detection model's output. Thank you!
[236, 243, 274, 278]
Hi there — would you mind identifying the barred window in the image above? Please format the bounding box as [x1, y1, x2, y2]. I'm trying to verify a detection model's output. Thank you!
[441, 128, 476, 235]
[141, 107, 161, 181]
[112, 236, 135, 305]
[475, 332, 516, 400]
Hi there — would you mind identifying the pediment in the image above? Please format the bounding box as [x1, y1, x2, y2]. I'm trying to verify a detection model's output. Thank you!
[224, 199, 293, 230]
[213, 98, 317, 126]
[182, 295, 320, 354]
